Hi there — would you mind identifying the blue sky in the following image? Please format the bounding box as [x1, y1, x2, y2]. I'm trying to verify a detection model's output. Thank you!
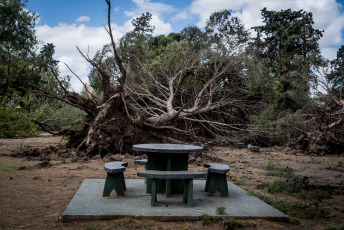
[26, 0, 344, 92]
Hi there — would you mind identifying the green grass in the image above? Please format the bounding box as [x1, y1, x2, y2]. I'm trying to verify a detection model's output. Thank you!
[233, 179, 244, 186]
[252, 192, 325, 219]
[201, 213, 214, 226]
[82, 223, 101, 230]
[260, 178, 291, 194]
[224, 217, 248, 229]
[216, 206, 226, 215]
[116, 217, 163, 230]
[0, 162, 31, 171]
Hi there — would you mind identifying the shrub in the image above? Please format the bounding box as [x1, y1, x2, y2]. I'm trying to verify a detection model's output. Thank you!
[0, 93, 39, 138]
[224, 217, 248, 229]
[201, 213, 213, 226]
[216, 206, 226, 215]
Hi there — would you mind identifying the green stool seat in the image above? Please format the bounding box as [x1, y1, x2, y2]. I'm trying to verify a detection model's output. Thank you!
[103, 161, 127, 197]
[204, 163, 230, 197]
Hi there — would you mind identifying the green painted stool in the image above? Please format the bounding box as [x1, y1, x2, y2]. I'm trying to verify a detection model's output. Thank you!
[236, 142, 245, 149]
[103, 161, 128, 197]
[204, 163, 230, 197]
[250, 146, 260, 152]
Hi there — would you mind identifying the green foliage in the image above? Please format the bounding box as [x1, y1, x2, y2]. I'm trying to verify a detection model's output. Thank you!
[225, 217, 248, 229]
[0, 0, 41, 96]
[206, 9, 250, 48]
[216, 206, 226, 215]
[253, 192, 324, 219]
[263, 178, 291, 193]
[252, 7, 323, 78]
[265, 160, 276, 171]
[261, 160, 312, 195]
[132, 12, 155, 34]
[32, 96, 86, 131]
[201, 213, 214, 225]
[246, 107, 301, 146]
[0, 93, 39, 138]
[328, 45, 344, 96]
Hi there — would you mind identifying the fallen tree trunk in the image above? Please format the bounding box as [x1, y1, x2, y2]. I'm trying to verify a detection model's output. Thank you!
[28, 0, 257, 157]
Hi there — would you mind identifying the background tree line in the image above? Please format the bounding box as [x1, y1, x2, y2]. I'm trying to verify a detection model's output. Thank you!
[1, 0, 343, 155]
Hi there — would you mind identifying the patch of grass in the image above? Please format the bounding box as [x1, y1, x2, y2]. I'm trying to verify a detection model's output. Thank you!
[297, 189, 332, 200]
[240, 160, 249, 164]
[265, 160, 294, 177]
[32, 176, 41, 180]
[224, 217, 248, 229]
[201, 213, 214, 226]
[264, 178, 291, 194]
[252, 192, 325, 219]
[118, 217, 162, 230]
[0, 162, 30, 171]
[177, 226, 190, 230]
[288, 217, 301, 225]
[324, 226, 344, 230]
[82, 223, 101, 230]
[233, 179, 244, 186]
[265, 160, 277, 171]
[246, 191, 255, 196]
[216, 206, 226, 215]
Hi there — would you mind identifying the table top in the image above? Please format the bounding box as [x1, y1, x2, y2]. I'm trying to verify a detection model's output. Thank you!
[132, 143, 203, 153]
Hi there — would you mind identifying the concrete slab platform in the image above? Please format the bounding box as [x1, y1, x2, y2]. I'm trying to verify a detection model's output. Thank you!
[61, 179, 287, 222]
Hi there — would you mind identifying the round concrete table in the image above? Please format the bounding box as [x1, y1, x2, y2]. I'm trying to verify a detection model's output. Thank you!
[133, 143, 203, 196]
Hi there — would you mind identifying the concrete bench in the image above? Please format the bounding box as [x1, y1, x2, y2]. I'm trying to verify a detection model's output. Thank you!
[204, 163, 230, 197]
[134, 159, 148, 167]
[137, 170, 207, 207]
[103, 161, 128, 197]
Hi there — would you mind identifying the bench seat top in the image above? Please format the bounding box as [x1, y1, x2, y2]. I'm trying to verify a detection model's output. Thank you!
[134, 159, 148, 165]
[104, 161, 128, 173]
[137, 170, 207, 179]
[204, 163, 230, 174]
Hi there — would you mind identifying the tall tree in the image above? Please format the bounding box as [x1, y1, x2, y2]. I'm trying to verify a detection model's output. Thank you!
[252, 8, 323, 76]
[206, 9, 250, 51]
[328, 45, 344, 99]
[251, 8, 323, 112]
[131, 12, 155, 35]
[0, 0, 40, 95]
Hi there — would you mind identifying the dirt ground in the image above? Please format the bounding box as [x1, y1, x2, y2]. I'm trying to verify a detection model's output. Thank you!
[0, 136, 344, 230]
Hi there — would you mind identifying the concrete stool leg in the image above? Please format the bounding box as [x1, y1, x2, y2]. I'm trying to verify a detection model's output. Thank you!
[151, 179, 158, 206]
[121, 173, 126, 191]
[207, 173, 228, 197]
[103, 172, 125, 197]
[183, 179, 193, 207]
[204, 173, 212, 192]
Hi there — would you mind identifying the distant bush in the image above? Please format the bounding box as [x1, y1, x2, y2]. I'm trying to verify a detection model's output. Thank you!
[32, 96, 86, 131]
[245, 107, 301, 146]
[0, 93, 39, 138]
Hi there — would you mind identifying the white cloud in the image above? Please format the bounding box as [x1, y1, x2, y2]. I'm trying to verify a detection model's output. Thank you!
[76, 16, 90, 23]
[172, 10, 192, 21]
[131, 0, 175, 17]
[321, 47, 338, 60]
[36, 23, 125, 92]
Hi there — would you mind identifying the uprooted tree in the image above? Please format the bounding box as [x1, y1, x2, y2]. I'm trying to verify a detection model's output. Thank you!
[27, 1, 261, 157]
[289, 52, 344, 155]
